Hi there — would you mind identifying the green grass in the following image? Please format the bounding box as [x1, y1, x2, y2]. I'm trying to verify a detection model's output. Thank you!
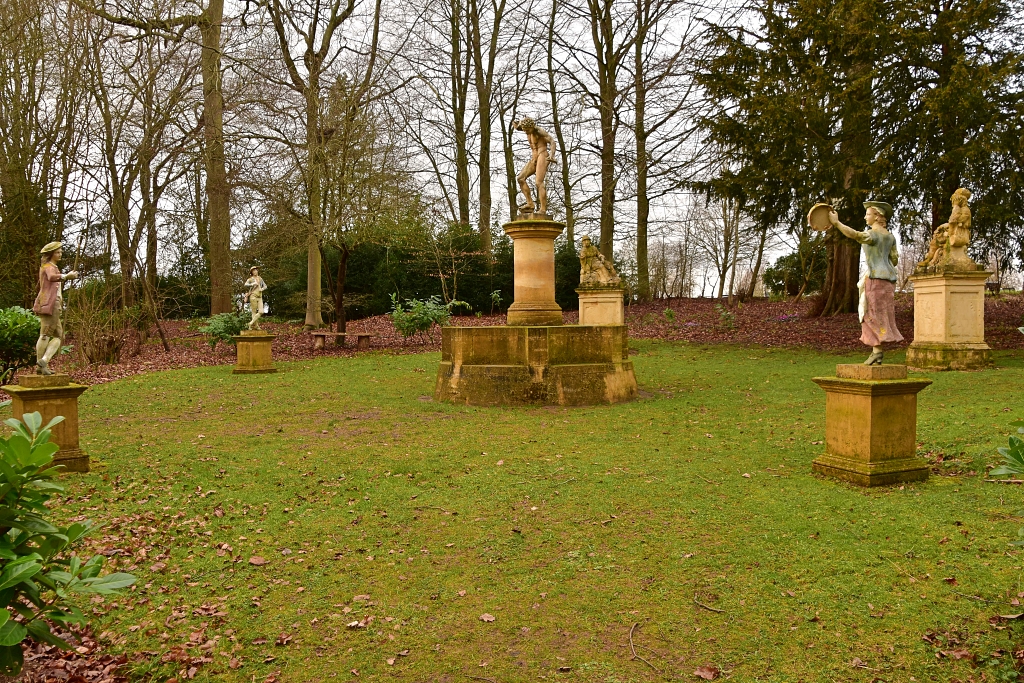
[29, 344, 1024, 681]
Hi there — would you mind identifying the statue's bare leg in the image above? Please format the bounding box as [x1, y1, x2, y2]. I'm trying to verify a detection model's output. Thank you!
[517, 159, 537, 212]
[535, 152, 549, 214]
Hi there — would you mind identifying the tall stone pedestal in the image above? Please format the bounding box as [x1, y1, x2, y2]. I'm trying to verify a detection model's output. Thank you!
[906, 269, 991, 370]
[232, 331, 277, 374]
[3, 374, 89, 472]
[503, 214, 566, 326]
[811, 364, 931, 487]
[577, 287, 624, 325]
[435, 325, 638, 406]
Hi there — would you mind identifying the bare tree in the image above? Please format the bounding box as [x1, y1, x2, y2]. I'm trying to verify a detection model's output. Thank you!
[77, 0, 235, 314]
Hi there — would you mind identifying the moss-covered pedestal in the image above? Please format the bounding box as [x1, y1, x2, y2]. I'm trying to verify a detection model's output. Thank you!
[434, 325, 638, 406]
[906, 268, 992, 370]
[232, 331, 277, 374]
[3, 374, 89, 472]
[811, 364, 931, 487]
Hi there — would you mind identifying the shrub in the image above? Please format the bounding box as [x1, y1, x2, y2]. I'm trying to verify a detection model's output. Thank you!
[0, 411, 135, 674]
[989, 420, 1024, 479]
[64, 281, 149, 365]
[0, 307, 39, 384]
[715, 303, 736, 331]
[199, 313, 248, 348]
[663, 308, 676, 323]
[389, 295, 451, 340]
[763, 249, 827, 297]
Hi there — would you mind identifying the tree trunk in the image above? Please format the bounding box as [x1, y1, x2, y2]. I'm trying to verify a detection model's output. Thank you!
[201, 0, 232, 314]
[634, 13, 650, 301]
[450, 0, 470, 228]
[304, 73, 325, 328]
[468, 0, 501, 257]
[745, 223, 769, 300]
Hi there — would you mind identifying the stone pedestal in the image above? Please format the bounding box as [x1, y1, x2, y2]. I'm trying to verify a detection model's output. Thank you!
[3, 374, 89, 472]
[232, 331, 277, 374]
[435, 325, 638, 406]
[503, 214, 566, 326]
[906, 268, 991, 370]
[577, 287, 624, 325]
[811, 364, 931, 486]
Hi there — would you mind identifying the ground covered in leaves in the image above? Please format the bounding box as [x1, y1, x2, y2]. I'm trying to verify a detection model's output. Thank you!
[11, 294, 1022, 393]
[7, 342, 1024, 682]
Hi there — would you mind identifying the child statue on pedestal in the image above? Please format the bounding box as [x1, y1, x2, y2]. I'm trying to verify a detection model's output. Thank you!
[244, 267, 267, 330]
[32, 242, 79, 375]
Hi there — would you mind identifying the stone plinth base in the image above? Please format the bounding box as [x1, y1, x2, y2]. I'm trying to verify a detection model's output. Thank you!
[232, 331, 277, 374]
[908, 269, 991, 370]
[434, 325, 638, 406]
[811, 364, 931, 487]
[577, 287, 624, 325]
[906, 342, 991, 370]
[3, 374, 89, 472]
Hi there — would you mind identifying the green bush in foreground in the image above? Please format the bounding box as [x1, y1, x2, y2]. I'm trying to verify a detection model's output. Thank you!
[0, 307, 40, 384]
[198, 312, 248, 348]
[0, 412, 135, 674]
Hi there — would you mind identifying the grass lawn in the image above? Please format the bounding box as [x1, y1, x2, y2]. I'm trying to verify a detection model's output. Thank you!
[29, 343, 1024, 682]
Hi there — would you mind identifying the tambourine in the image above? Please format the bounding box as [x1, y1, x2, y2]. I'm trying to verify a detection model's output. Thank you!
[807, 203, 834, 231]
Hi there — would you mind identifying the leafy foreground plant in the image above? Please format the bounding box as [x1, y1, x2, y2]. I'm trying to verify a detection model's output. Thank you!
[198, 312, 248, 348]
[0, 412, 135, 675]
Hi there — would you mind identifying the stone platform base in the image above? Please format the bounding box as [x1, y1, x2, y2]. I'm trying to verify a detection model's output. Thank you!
[232, 331, 277, 374]
[3, 374, 89, 472]
[434, 325, 638, 406]
[906, 342, 991, 370]
[811, 364, 931, 487]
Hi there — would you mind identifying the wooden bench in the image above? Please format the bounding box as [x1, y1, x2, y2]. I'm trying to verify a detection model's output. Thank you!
[311, 331, 377, 350]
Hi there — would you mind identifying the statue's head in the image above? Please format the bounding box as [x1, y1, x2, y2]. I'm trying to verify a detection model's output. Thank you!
[516, 117, 536, 132]
[952, 188, 971, 206]
[863, 201, 892, 228]
[936, 225, 948, 242]
[250, 266, 260, 276]
[581, 235, 592, 247]
[40, 241, 62, 264]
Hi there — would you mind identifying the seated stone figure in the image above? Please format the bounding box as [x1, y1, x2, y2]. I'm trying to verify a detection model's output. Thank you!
[916, 224, 949, 269]
[918, 188, 974, 271]
[579, 235, 621, 287]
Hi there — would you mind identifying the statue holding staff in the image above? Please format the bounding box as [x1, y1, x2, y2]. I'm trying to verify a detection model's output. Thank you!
[513, 117, 556, 215]
[243, 266, 267, 330]
[827, 202, 903, 365]
[32, 242, 79, 375]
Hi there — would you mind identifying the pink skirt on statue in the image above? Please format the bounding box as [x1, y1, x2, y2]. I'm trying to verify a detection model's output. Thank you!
[860, 278, 904, 346]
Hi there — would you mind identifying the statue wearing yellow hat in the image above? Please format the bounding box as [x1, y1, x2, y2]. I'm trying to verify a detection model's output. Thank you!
[31, 242, 79, 375]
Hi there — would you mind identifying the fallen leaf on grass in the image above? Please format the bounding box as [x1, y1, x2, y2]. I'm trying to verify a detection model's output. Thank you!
[557, 666, 572, 672]
[386, 658, 395, 665]
[943, 577, 957, 585]
[851, 657, 867, 668]
[229, 658, 242, 669]
[149, 562, 167, 572]
[249, 556, 268, 566]
[275, 633, 292, 646]
[694, 664, 719, 680]
[742, 473, 751, 478]
[480, 613, 496, 622]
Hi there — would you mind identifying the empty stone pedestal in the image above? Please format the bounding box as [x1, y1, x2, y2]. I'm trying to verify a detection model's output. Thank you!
[232, 331, 277, 374]
[435, 325, 638, 406]
[503, 215, 566, 326]
[811, 364, 931, 486]
[906, 268, 992, 370]
[577, 287, 624, 325]
[3, 374, 89, 472]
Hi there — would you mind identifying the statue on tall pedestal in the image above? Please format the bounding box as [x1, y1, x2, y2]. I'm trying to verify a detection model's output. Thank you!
[827, 202, 904, 366]
[32, 242, 79, 375]
[513, 118, 556, 216]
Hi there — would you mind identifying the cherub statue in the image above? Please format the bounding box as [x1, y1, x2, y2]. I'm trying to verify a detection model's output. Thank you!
[244, 267, 267, 330]
[579, 235, 621, 287]
[916, 224, 949, 269]
[513, 117, 556, 215]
